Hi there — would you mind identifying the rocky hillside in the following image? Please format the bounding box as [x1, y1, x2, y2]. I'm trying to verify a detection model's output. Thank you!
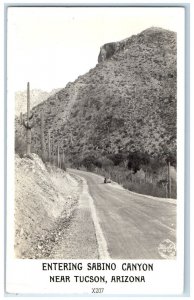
[15, 154, 81, 258]
[15, 88, 61, 116]
[16, 27, 177, 165]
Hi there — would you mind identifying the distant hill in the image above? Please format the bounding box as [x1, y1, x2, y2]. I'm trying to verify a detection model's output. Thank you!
[15, 88, 61, 116]
[16, 27, 177, 165]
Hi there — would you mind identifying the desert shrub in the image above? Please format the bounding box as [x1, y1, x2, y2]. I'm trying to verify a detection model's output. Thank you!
[86, 115, 92, 121]
[15, 135, 26, 157]
[165, 153, 177, 167]
[97, 157, 114, 170]
[92, 161, 176, 198]
[123, 181, 166, 198]
[61, 161, 66, 171]
[148, 157, 163, 174]
[81, 155, 98, 171]
[108, 152, 128, 166]
[127, 151, 150, 173]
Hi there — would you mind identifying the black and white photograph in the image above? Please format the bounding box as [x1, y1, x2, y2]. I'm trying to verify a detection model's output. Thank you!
[5, 4, 186, 296]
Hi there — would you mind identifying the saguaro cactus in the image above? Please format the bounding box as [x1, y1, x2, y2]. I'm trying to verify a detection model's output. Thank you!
[167, 161, 171, 198]
[23, 82, 34, 155]
[62, 150, 65, 167]
[57, 143, 60, 167]
[48, 129, 51, 163]
[20, 112, 23, 125]
[41, 112, 45, 161]
[61, 149, 66, 171]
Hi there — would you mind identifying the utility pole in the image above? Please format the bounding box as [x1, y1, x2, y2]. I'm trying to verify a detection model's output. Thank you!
[167, 161, 171, 198]
[48, 129, 51, 163]
[57, 143, 60, 168]
[62, 150, 65, 169]
[41, 112, 45, 162]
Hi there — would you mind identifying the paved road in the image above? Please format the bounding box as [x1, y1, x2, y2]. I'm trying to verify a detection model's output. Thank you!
[69, 169, 176, 259]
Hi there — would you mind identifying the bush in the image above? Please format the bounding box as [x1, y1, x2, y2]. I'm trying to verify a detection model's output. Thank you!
[92, 161, 177, 198]
[70, 151, 177, 198]
[15, 135, 26, 157]
[108, 152, 128, 166]
[123, 181, 167, 198]
[61, 161, 66, 171]
[97, 157, 114, 170]
[127, 151, 150, 173]
[81, 155, 98, 171]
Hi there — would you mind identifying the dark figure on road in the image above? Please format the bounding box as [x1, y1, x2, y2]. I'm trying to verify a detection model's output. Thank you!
[104, 177, 111, 183]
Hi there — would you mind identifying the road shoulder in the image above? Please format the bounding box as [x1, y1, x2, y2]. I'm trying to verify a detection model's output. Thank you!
[49, 174, 99, 259]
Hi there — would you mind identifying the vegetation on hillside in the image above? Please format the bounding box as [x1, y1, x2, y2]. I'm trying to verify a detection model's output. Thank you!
[15, 27, 177, 198]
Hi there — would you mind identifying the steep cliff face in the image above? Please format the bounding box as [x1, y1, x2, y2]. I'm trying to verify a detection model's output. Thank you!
[16, 27, 177, 164]
[98, 38, 128, 62]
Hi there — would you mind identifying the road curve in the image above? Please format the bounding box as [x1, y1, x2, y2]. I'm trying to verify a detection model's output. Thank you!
[69, 169, 176, 259]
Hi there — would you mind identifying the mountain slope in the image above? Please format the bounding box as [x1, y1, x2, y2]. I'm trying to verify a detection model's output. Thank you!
[16, 27, 177, 165]
[15, 88, 61, 116]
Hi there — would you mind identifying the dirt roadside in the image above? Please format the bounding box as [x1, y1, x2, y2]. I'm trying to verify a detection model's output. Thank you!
[49, 173, 98, 259]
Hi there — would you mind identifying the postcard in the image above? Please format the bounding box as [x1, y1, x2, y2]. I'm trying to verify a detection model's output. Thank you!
[5, 5, 186, 296]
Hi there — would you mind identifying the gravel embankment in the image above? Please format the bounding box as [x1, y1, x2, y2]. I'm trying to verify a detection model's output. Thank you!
[15, 154, 81, 259]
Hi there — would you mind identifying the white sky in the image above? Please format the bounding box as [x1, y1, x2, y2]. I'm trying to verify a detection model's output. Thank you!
[8, 7, 184, 92]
